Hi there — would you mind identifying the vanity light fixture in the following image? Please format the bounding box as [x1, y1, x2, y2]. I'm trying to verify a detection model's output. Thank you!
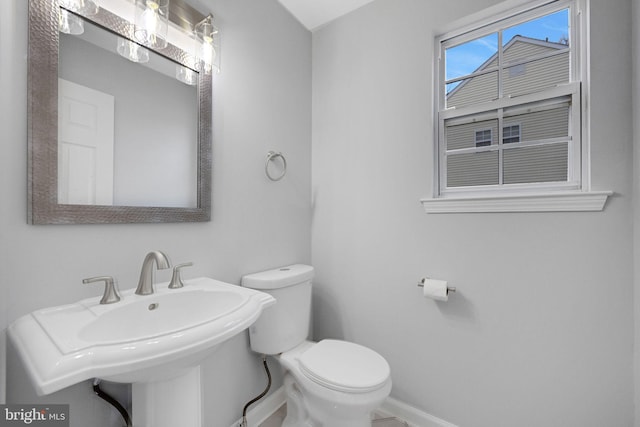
[58, 0, 100, 34]
[58, 8, 84, 35]
[132, 0, 221, 78]
[116, 36, 150, 63]
[176, 65, 197, 85]
[134, 0, 170, 49]
[194, 14, 219, 74]
[59, 0, 99, 16]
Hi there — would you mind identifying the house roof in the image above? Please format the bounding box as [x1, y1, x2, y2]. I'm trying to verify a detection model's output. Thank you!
[446, 35, 568, 99]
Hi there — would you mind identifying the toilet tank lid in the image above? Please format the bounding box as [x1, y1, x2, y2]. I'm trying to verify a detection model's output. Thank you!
[241, 264, 314, 290]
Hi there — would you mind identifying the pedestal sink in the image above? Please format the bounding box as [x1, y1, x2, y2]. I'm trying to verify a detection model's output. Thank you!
[8, 277, 276, 427]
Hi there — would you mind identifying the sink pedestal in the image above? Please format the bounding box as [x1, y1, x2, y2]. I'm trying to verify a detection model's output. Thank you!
[132, 366, 202, 427]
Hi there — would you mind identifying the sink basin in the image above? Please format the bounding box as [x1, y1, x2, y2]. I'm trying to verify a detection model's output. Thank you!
[8, 277, 275, 396]
[78, 290, 244, 343]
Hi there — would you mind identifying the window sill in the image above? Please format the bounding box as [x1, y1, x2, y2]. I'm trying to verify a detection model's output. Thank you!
[420, 191, 613, 214]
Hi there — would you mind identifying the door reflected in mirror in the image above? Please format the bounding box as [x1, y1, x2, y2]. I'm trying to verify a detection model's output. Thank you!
[58, 17, 198, 208]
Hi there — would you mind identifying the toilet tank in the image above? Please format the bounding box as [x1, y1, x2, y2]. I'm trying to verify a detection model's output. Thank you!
[241, 264, 314, 355]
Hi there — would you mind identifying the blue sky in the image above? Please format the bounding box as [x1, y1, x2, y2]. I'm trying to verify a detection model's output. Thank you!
[446, 9, 569, 81]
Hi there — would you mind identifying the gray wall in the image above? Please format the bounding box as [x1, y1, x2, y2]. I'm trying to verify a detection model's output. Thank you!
[311, 1, 634, 427]
[0, 1, 311, 427]
[3, 0, 638, 426]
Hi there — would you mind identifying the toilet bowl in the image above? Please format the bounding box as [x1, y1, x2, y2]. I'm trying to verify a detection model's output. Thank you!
[242, 265, 392, 427]
[278, 340, 391, 427]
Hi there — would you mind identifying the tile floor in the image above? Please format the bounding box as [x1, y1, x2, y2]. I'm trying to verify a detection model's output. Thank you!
[257, 405, 409, 427]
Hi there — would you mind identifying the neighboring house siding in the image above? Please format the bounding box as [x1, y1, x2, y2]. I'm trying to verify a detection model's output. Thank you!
[447, 38, 569, 109]
[444, 37, 571, 188]
[509, 105, 569, 141]
[447, 73, 498, 109]
[503, 143, 567, 184]
[502, 39, 563, 62]
[447, 119, 498, 151]
[446, 107, 569, 187]
[446, 107, 568, 150]
[503, 51, 569, 97]
[447, 151, 499, 187]
[446, 142, 568, 187]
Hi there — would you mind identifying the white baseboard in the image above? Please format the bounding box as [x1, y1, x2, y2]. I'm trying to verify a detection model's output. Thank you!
[228, 387, 286, 427]
[228, 387, 458, 427]
[378, 396, 459, 427]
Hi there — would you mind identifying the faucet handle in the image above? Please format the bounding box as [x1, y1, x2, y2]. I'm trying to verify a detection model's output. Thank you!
[83, 276, 121, 304]
[168, 262, 194, 289]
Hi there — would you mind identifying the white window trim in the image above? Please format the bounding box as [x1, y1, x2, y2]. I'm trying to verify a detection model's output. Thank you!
[420, 190, 612, 213]
[422, 0, 611, 213]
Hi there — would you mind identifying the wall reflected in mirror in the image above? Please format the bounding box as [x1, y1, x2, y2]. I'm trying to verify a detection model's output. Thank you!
[58, 14, 198, 208]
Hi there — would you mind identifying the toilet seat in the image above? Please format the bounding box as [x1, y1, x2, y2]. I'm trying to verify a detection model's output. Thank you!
[298, 339, 390, 393]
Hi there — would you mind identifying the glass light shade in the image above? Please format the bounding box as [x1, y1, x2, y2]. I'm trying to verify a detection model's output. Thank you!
[134, 0, 170, 49]
[176, 65, 197, 86]
[194, 15, 219, 74]
[58, 8, 84, 35]
[59, 0, 99, 16]
[117, 37, 150, 63]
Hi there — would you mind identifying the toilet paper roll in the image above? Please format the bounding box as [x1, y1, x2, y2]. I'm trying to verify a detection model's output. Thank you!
[422, 278, 449, 302]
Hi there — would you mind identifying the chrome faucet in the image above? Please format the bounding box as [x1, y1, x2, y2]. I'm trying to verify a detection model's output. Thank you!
[135, 251, 171, 295]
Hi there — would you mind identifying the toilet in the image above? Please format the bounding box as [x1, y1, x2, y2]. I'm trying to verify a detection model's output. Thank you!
[241, 264, 392, 427]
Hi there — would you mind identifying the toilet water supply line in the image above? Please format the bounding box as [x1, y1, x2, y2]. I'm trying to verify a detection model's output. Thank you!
[240, 355, 272, 427]
[92, 379, 132, 427]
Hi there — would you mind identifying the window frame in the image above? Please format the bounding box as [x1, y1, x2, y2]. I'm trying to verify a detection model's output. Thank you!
[502, 123, 521, 144]
[474, 128, 493, 147]
[432, 0, 589, 200]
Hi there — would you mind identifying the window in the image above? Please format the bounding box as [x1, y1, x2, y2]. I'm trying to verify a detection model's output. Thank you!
[475, 129, 492, 147]
[434, 0, 586, 199]
[502, 124, 521, 144]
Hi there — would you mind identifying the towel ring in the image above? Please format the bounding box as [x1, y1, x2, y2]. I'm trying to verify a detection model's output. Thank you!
[265, 151, 287, 181]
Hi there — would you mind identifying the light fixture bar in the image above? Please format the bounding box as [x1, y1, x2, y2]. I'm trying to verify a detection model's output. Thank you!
[168, 0, 207, 31]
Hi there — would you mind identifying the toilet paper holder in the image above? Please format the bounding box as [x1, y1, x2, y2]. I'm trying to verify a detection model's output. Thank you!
[418, 277, 456, 293]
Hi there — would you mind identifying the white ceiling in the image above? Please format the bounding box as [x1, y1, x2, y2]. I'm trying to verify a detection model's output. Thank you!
[278, 0, 377, 31]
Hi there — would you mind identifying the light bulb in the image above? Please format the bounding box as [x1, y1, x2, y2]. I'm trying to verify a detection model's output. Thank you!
[200, 42, 215, 68]
[134, 0, 169, 49]
[58, 8, 84, 35]
[194, 15, 219, 74]
[59, 0, 99, 16]
[176, 66, 197, 86]
[117, 37, 149, 63]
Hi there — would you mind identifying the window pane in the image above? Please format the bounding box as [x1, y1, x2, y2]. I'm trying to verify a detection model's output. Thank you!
[503, 143, 568, 184]
[446, 118, 498, 150]
[502, 51, 569, 97]
[447, 151, 499, 187]
[504, 102, 570, 141]
[503, 124, 521, 144]
[446, 71, 498, 109]
[503, 9, 569, 49]
[445, 33, 498, 81]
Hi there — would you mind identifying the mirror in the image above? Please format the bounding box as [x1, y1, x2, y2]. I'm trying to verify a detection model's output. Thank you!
[59, 19, 199, 208]
[28, 0, 212, 223]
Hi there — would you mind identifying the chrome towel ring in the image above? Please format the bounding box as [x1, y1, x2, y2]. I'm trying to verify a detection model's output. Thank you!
[265, 151, 287, 181]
